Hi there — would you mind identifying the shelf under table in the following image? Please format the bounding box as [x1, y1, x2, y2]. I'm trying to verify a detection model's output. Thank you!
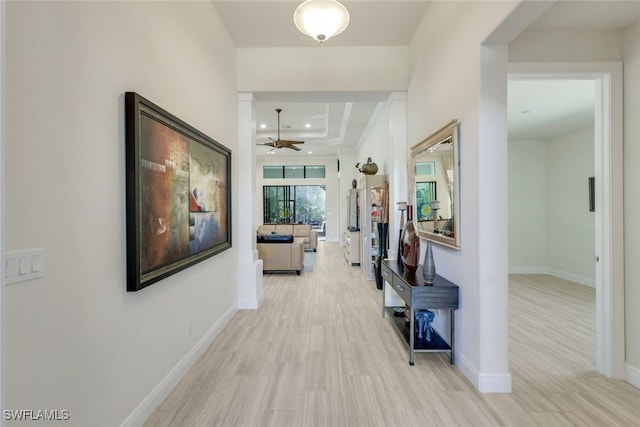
[384, 307, 452, 352]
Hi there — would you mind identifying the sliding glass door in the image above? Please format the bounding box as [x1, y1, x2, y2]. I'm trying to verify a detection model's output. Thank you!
[263, 185, 326, 226]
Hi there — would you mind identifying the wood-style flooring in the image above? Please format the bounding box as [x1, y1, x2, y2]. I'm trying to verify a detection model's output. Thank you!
[144, 241, 640, 426]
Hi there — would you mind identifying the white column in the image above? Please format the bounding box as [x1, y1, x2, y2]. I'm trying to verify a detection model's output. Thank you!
[477, 44, 511, 392]
[237, 93, 263, 309]
[387, 92, 408, 262]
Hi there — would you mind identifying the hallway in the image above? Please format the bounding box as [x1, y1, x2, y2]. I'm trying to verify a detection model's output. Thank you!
[144, 241, 640, 426]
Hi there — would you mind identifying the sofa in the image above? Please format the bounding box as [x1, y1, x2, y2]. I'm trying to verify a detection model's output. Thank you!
[257, 236, 304, 275]
[257, 223, 318, 251]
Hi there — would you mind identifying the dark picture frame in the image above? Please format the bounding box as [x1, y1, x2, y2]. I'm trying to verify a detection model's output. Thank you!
[125, 92, 231, 291]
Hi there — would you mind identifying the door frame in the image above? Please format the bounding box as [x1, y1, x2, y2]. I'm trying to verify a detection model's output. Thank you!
[508, 61, 625, 379]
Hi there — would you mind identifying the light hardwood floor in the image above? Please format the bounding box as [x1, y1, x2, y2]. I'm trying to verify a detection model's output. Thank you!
[144, 241, 640, 426]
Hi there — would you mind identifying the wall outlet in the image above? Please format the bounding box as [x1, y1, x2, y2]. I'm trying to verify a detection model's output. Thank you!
[5, 248, 45, 285]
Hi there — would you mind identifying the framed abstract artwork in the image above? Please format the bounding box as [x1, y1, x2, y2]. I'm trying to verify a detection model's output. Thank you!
[125, 92, 231, 291]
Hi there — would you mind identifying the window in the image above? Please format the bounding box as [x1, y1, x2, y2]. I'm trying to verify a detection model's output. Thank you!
[262, 165, 326, 179]
[305, 165, 325, 178]
[284, 166, 304, 179]
[263, 166, 284, 179]
[415, 161, 435, 175]
[263, 185, 326, 225]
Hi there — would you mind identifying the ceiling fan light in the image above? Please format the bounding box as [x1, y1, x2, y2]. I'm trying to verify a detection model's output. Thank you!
[294, 0, 350, 45]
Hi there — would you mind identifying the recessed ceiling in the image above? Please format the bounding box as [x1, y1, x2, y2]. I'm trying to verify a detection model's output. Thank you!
[253, 92, 387, 157]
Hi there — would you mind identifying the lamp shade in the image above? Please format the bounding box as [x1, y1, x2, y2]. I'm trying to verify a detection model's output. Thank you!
[294, 0, 350, 45]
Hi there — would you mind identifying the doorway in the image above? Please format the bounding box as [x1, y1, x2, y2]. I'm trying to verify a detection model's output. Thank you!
[508, 62, 625, 379]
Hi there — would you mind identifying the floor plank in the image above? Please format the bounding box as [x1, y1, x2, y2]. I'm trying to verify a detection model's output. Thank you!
[143, 242, 640, 426]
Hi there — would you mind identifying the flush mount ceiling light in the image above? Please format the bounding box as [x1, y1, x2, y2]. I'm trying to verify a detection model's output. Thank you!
[294, 0, 350, 46]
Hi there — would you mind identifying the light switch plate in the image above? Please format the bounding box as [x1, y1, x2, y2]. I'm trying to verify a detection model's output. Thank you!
[4, 248, 45, 285]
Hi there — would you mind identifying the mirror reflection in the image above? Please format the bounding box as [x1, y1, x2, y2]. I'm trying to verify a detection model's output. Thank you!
[410, 120, 460, 249]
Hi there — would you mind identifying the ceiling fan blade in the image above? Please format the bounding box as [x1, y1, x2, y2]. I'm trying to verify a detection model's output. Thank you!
[268, 137, 277, 143]
[278, 140, 305, 145]
[287, 145, 302, 151]
[256, 142, 275, 147]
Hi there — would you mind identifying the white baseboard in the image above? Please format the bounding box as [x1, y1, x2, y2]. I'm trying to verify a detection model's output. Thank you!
[548, 268, 595, 288]
[237, 259, 263, 309]
[626, 363, 640, 390]
[453, 350, 480, 390]
[238, 289, 264, 309]
[454, 350, 512, 393]
[509, 267, 595, 288]
[478, 372, 513, 393]
[119, 303, 237, 427]
[509, 266, 549, 275]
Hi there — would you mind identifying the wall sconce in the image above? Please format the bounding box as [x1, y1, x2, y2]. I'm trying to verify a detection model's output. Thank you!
[293, 0, 350, 46]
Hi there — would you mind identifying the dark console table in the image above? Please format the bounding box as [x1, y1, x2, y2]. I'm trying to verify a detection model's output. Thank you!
[381, 260, 459, 365]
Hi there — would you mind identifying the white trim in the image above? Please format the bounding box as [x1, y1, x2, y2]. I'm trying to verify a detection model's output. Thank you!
[478, 373, 513, 393]
[119, 304, 237, 427]
[454, 349, 513, 393]
[509, 268, 595, 287]
[625, 363, 640, 390]
[238, 298, 259, 309]
[454, 350, 479, 390]
[547, 268, 596, 288]
[509, 61, 625, 379]
[509, 267, 549, 275]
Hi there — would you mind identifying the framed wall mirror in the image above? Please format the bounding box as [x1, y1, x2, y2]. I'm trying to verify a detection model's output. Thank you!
[410, 120, 460, 249]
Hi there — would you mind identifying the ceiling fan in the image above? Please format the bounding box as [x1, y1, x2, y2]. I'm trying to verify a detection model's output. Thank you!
[257, 108, 305, 151]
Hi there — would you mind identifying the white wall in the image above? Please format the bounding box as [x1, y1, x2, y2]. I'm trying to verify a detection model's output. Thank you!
[408, 1, 520, 392]
[509, 29, 623, 62]
[338, 149, 359, 245]
[508, 139, 549, 270]
[509, 127, 596, 287]
[623, 19, 640, 384]
[237, 46, 408, 92]
[547, 127, 596, 285]
[354, 96, 409, 268]
[5, 2, 238, 426]
[356, 107, 392, 179]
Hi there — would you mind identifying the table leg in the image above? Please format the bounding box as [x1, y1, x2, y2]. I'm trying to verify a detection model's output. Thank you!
[450, 309, 455, 365]
[382, 281, 386, 318]
[409, 306, 415, 366]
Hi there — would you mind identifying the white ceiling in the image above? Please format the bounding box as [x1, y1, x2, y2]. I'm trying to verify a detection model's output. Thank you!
[508, 79, 595, 140]
[211, 1, 640, 157]
[213, 0, 430, 48]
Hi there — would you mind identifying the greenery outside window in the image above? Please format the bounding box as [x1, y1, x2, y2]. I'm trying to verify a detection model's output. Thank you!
[263, 185, 326, 225]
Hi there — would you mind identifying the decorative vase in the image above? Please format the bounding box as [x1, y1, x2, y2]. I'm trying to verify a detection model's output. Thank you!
[375, 222, 388, 289]
[401, 205, 420, 273]
[396, 202, 407, 264]
[356, 157, 378, 175]
[422, 240, 436, 284]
